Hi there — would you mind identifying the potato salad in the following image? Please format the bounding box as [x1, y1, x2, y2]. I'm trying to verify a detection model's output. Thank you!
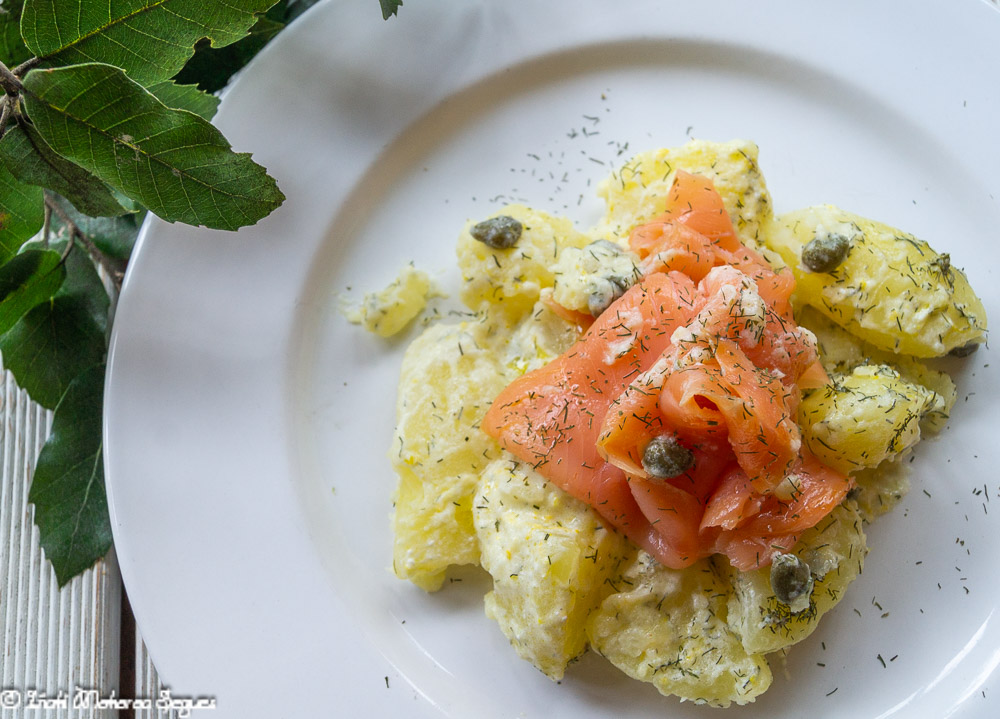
[385, 140, 986, 706]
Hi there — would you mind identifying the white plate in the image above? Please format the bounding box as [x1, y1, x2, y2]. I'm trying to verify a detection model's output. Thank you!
[104, 1, 1000, 716]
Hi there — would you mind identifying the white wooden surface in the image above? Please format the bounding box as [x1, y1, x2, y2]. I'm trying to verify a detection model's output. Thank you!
[0, 367, 171, 717]
[132, 641, 169, 719]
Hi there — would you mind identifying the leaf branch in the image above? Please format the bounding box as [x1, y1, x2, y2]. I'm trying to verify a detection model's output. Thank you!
[0, 95, 13, 137]
[12, 57, 41, 76]
[44, 193, 125, 292]
[0, 58, 23, 94]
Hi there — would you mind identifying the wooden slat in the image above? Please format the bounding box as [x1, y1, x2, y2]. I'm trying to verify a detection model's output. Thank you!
[133, 638, 175, 719]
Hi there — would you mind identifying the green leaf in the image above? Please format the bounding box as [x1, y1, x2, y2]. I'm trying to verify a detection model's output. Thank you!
[0, 123, 129, 217]
[29, 364, 111, 586]
[268, 0, 290, 21]
[174, 16, 284, 94]
[22, 223, 113, 330]
[46, 199, 144, 262]
[0, 161, 44, 262]
[0, 249, 65, 334]
[146, 80, 220, 121]
[59, 242, 109, 333]
[380, 0, 403, 20]
[85, 212, 144, 261]
[0, 0, 30, 67]
[47, 243, 111, 329]
[20, 0, 282, 84]
[22, 63, 285, 231]
[0, 294, 106, 409]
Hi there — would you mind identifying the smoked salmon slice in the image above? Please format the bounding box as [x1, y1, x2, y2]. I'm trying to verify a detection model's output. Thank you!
[629, 170, 743, 255]
[712, 452, 852, 570]
[482, 171, 852, 571]
[631, 170, 796, 319]
[483, 271, 702, 561]
[607, 339, 799, 494]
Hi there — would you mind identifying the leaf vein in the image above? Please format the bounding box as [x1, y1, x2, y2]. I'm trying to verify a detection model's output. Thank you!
[64, 447, 103, 565]
[36, 0, 174, 60]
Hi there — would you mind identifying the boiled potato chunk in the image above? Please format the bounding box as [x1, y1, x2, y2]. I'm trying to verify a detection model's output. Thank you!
[798, 365, 937, 474]
[344, 264, 436, 337]
[799, 306, 955, 433]
[501, 299, 581, 377]
[596, 139, 774, 248]
[726, 502, 867, 654]
[769, 206, 987, 357]
[550, 240, 642, 316]
[391, 318, 508, 590]
[850, 456, 912, 522]
[587, 553, 771, 707]
[393, 301, 579, 591]
[473, 459, 629, 679]
[798, 305, 868, 375]
[458, 205, 591, 323]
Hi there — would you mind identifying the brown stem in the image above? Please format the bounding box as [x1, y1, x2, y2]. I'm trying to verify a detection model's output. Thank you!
[42, 203, 52, 247]
[0, 96, 11, 137]
[44, 194, 125, 293]
[12, 57, 41, 77]
[0, 59, 22, 95]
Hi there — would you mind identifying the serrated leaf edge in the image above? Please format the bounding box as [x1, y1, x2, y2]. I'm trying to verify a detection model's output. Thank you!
[23, 64, 284, 229]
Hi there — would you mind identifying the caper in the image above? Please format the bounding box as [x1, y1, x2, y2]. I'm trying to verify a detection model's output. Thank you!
[470, 215, 523, 249]
[801, 232, 851, 273]
[948, 341, 980, 358]
[586, 275, 631, 317]
[770, 552, 813, 605]
[587, 288, 615, 317]
[641, 434, 694, 479]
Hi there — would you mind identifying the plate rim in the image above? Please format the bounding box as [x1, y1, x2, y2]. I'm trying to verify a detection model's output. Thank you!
[103, 1, 1000, 716]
